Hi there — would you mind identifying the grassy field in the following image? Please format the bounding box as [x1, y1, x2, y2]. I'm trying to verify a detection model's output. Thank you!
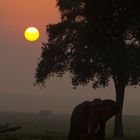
[0, 112, 139, 140]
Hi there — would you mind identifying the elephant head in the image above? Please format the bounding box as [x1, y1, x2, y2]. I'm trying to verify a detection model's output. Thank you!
[87, 99, 120, 139]
[98, 99, 120, 121]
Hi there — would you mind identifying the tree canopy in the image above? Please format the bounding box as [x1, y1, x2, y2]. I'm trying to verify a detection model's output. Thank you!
[35, 0, 140, 88]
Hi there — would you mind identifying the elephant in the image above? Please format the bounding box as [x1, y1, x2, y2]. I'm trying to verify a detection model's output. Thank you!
[68, 98, 120, 140]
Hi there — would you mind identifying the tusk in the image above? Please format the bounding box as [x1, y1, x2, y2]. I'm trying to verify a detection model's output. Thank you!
[88, 124, 92, 134]
[94, 122, 100, 134]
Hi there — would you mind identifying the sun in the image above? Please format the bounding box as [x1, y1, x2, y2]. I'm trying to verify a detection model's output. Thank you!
[24, 27, 40, 42]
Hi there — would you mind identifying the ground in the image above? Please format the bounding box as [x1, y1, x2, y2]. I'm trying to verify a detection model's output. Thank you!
[0, 112, 139, 140]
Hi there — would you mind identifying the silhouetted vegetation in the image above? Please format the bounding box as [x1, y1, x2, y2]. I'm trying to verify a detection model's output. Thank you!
[35, 0, 140, 138]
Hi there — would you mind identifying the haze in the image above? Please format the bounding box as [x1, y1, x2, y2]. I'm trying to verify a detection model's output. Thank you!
[0, 0, 139, 115]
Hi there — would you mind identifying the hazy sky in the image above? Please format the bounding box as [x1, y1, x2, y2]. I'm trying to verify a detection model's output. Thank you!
[0, 0, 140, 115]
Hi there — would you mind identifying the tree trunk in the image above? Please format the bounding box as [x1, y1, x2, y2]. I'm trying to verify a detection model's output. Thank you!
[113, 77, 125, 138]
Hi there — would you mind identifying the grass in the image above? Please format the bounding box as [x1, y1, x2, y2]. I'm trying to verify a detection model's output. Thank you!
[0, 112, 139, 140]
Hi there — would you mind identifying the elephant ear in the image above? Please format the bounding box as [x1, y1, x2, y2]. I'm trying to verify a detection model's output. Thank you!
[87, 106, 101, 134]
[87, 99, 102, 135]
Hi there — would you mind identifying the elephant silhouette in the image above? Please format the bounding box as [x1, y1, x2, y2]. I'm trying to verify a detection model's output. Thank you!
[68, 98, 120, 140]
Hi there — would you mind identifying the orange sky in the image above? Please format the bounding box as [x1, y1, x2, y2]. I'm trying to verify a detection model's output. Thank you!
[0, 0, 140, 115]
[0, 0, 61, 112]
[0, 0, 60, 42]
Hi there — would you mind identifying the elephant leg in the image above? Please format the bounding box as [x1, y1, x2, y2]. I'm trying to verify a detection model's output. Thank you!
[68, 123, 76, 140]
[96, 121, 105, 140]
[68, 122, 93, 140]
[68, 117, 82, 140]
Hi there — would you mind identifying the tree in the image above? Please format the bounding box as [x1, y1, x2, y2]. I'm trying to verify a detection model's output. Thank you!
[35, 0, 140, 137]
